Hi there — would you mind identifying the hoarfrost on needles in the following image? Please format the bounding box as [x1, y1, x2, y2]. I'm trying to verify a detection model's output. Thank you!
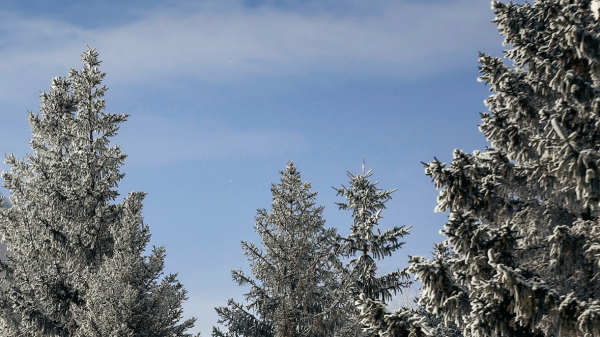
[0, 47, 199, 337]
[408, 1, 600, 336]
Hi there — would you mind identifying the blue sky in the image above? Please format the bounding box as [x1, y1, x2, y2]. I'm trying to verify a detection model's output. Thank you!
[0, 0, 523, 335]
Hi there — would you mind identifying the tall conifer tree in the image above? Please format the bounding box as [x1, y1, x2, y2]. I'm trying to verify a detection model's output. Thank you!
[409, 1, 600, 336]
[334, 162, 411, 302]
[213, 162, 354, 337]
[0, 47, 198, 337]
[335, 162, 430, 337]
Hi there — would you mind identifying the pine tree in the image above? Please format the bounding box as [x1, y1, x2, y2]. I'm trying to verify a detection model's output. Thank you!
[335, 161, 429, 337]
[0, 46, 198, 337]
[409, 1, 600, 336]
[213, 162, 354, 337]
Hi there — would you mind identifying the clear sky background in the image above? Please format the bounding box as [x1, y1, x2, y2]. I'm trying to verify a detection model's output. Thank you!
[0, 0, 525, 335]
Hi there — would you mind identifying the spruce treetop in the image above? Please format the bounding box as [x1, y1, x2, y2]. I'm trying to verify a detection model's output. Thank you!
[335, 160, 434, 337]
[334, 160, 411, 304]
[0, 46, 197, 337]
[215, 161, 355, 337]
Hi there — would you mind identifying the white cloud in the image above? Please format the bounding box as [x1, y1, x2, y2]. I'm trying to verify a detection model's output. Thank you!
[0, 0, 503, 102]
[0, 0, 507, 164]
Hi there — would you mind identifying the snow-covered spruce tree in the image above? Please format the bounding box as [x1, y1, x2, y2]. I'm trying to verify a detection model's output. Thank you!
[409, 1, 600, 337]
[334, 163, 430, 337]
[0, 47, 198, 337]
[213, 162, 354, 337]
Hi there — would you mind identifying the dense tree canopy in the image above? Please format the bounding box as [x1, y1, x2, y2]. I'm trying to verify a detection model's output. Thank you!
[409, 1, 600, 336]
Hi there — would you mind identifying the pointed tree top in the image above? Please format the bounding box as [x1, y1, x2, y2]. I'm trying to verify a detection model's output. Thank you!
[81, 45, 102, 68]
[363, 156, 365, 175]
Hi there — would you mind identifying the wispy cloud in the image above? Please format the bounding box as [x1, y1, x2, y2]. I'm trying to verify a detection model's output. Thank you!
[0, 0, 502, 102]
[116, 113, 308, 166]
